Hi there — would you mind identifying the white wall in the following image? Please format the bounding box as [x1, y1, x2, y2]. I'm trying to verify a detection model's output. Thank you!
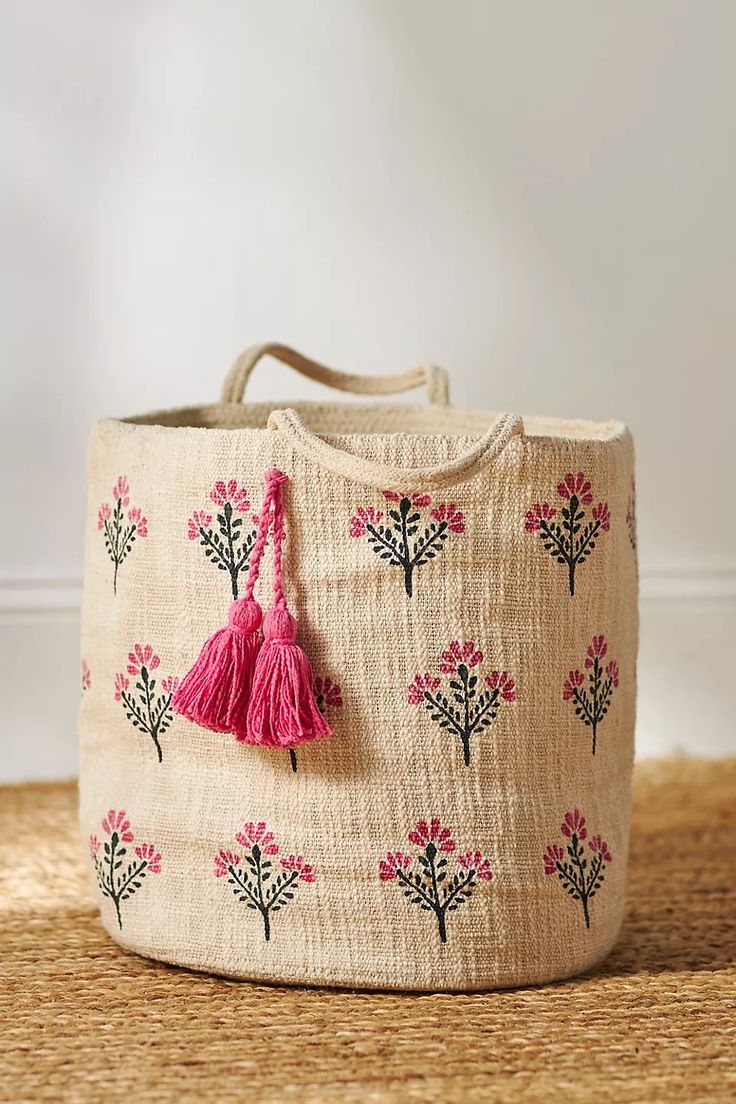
[1, 0, 734, 780]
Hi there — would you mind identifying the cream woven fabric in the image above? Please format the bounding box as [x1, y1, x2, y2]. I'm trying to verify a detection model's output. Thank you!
[79, 346, 637, 991]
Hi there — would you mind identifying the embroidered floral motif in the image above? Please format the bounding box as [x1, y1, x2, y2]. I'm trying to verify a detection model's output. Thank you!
[543, 809, 612, 928]
[408, 641, 516, 767]
[114, 644, 178, 763]
[187, 480, 259, 599]
[288, 676, 343, 773]
[563, 635, 619, 755]
[81, 658, 91, 692]
[213, 821, 315, 941]
[89, 809, 161, 929]
[626, 478, 637, 553]
[525, 471, 610, 595]
[98, 476, 147, 594]
[379, 818, 492, 943]
[349, 492, 465, 597]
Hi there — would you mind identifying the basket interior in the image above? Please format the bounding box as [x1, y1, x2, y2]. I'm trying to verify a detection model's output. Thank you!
[123, 401, 625, 443]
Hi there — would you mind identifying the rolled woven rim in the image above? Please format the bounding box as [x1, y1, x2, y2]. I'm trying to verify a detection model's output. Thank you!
[267, 408, 524, 491]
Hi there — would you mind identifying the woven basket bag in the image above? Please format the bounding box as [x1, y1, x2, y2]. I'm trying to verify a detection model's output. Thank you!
[79, 343, 638, 991]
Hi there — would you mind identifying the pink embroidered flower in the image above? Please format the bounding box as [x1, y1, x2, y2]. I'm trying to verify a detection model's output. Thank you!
[524, 502, 556, 533]
[407, 672, 441, 704]
[592, 502, 611, 531]
[384, 491, 431, 507]
[543, 843, 565, 875]
[349, 506, 384, 538]
[378, 851, 411, 880]
[112, 476, 130, 505]
[210, 480, 251, 513]
[88, 834, 100, 857]
[127, 644, 160, 676]
[314, 677, 343, 711]
[557, 472, 592, 505]
[135, 843, 162, 873]
[409, 818, 455, 852]
[585, 635, 608, 667]
[214, 849, 240, 878]
[114, 672, 129, 700]
[117, 645, 174, 762]
[235, 822, 279, 855]
[562, 669, 584, 700]
[485, 671, 516, 701]
[431, 503, 465, 533]
[561, 809, 587, 840]
[99, 478, 146, 594]
[187, 510, 213, 540]
[101, 810, 133, 843]
[545, 811, 612, 928]
[81, 659, 91, 691]
[589, 836, 613, 863]
[281, 854, 316, 883]
[458, 850, 493, 881]
[127, 507, 147, 537]
[565, 639, 619, 755]
[440, 640, 483, 674]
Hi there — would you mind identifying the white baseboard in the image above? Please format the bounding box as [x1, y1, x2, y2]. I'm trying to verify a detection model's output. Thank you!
[1, 570, 734, 782]
[3, 567, 735, 617]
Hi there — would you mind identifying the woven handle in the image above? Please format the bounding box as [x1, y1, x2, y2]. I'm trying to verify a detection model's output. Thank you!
[221, 343, 450, 406]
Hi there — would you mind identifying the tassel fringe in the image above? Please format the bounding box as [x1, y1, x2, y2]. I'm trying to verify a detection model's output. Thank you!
[173, 468, 331, 751]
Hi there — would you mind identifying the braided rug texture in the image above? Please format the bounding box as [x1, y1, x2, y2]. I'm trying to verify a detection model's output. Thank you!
[1, 757, 734, 1103]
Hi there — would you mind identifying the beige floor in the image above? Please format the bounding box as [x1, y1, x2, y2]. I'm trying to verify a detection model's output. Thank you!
[1, 758, 735, 1103]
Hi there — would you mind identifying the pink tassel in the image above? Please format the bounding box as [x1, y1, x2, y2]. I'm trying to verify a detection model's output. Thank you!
[173, 469, 278, 739]
[172, 597, 262, 739]
[244, 608, 331, 747]
[174, 466, 329, 751]
[244, 470, 331, 748]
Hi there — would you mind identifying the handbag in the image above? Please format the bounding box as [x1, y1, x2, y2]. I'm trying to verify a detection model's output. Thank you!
[79, 343, 637, 990]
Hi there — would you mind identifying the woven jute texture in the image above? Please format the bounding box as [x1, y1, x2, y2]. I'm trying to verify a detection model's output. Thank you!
[79, 381, 636, 989]
[2, 757, 734, 1103]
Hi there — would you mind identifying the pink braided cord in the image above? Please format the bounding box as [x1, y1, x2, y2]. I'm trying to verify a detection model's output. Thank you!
[243, 469, 289, 605]
[270, 479, 287, 611]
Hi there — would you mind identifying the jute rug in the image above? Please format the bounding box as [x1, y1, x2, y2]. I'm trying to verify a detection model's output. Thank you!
[1, 759, 734, 1103]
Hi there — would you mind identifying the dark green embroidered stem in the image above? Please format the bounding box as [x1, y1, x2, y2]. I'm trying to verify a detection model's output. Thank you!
[566, 833, 591, 928]
[423, 672, 501, 768]
[461, 666, 471, 766]
[442, 871, 476, 912]
[396, 867, 436, 911]
[564, 493, 579, 595]
[591, 656, 601, 755]
[109, 834, 122, 929]
[289, 749, 298, 773]
[198, 526, 232, 574]
[363, 498, 454, 599]
[422, 692, 466, 740]
[104, 835, 147, 930]
[120, 690, 147, 731]
[426, 843, 446, 943]
[266, 870, 299, 909]
[399, 499, 413, 597]
[222, 503, 239, 599]
[538, 518, 569, 563]
[586, 852, 603, 899]
[470, 690, 501, 732]
[141, 667, 163, 763]
[574, 519, 602, 569]
[248, 844, 271, 941]
[410, 521, 448, 566]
